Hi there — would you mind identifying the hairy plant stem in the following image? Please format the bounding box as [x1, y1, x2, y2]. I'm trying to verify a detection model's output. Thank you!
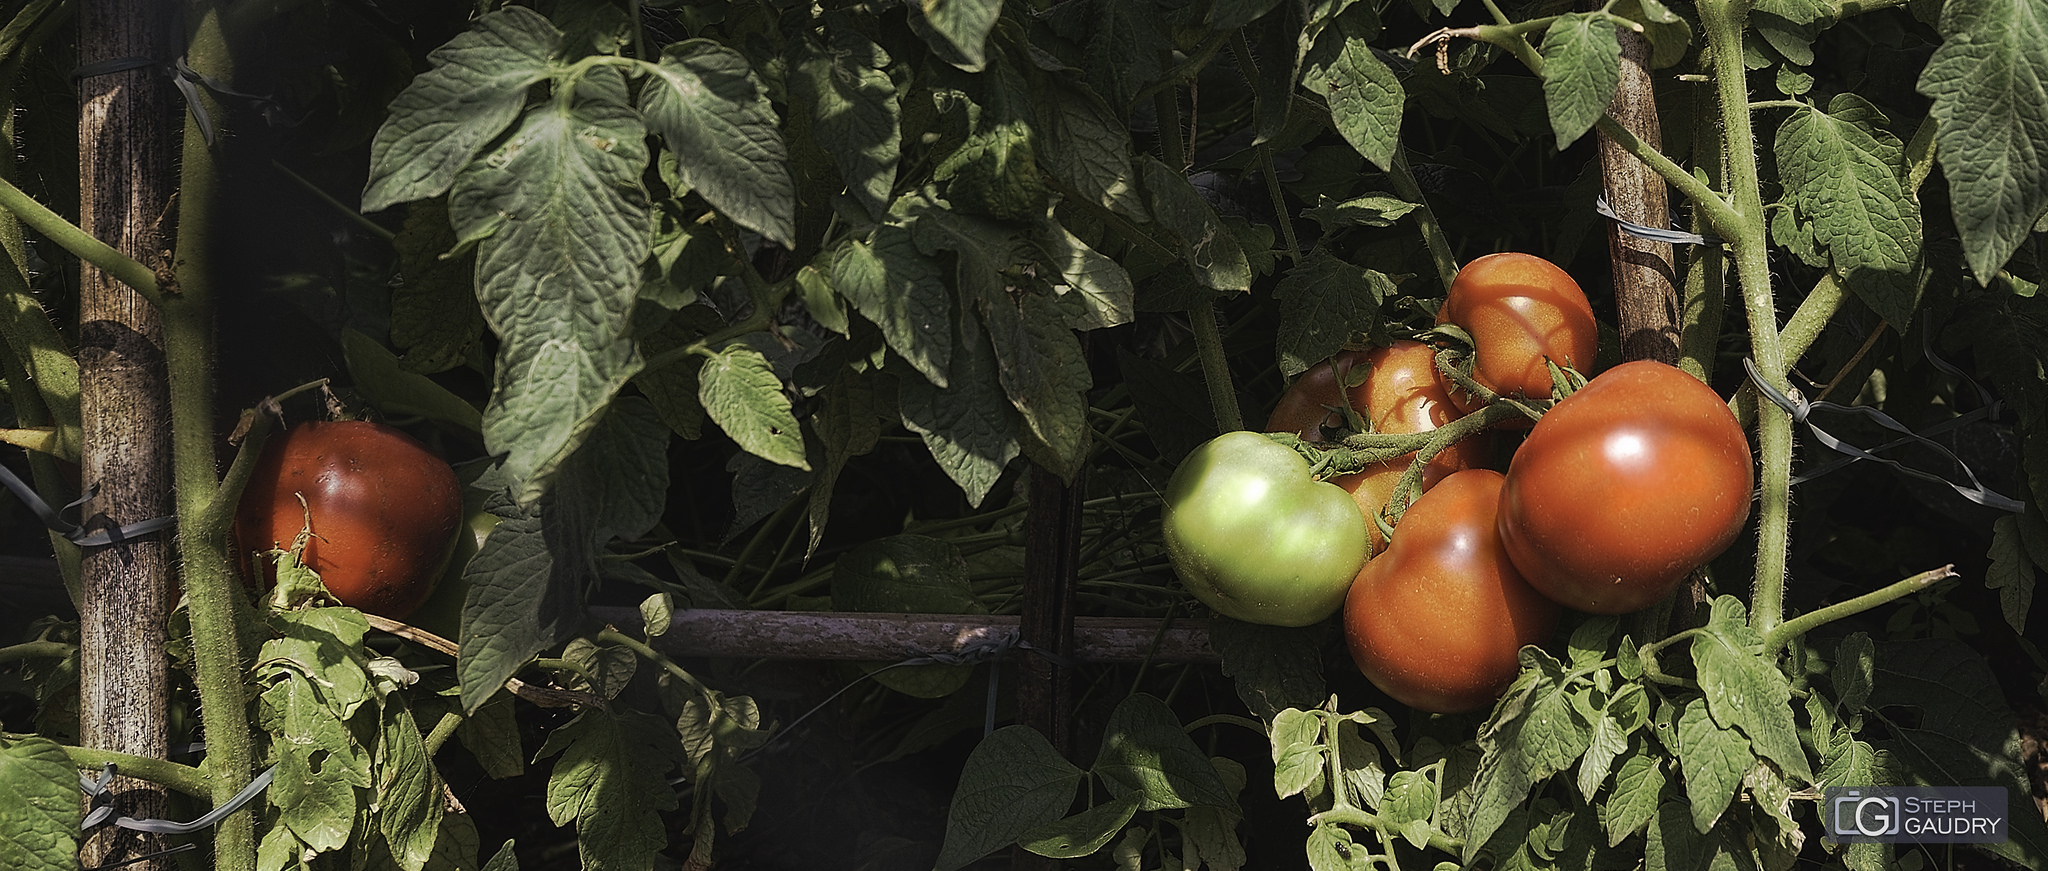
[1698, 0, 1795, 638]
[1761, 565, 1957, 654]
[1386, 149, 1460, 292]
[164, 6, 256, 869]
[1190, 300, 1243, 433]
[31, 740, 213, 799]
[0, 175, 162, 305]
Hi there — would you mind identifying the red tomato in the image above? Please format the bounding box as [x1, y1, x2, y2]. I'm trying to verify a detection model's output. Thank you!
[1343, 469, 1559, 714]
[1496, 361, 1753, 614]
[1268, 341, 1492, 552]
[1435, 252, 1599, 414]
[233, 420, 463, 620]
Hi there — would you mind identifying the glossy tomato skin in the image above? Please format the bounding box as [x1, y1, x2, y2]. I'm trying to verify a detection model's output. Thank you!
[233, 421, 463, 620]
[1268, 341, 1491, 553]
[1344, 469, 1558, 714]
[1435, 253, 1599, 414]
[1163, 431, 1370, 627]
[1497, 361, 1753, 614]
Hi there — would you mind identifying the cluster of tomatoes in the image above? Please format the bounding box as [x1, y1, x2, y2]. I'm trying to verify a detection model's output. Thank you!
[1163, 253, 1755, 713]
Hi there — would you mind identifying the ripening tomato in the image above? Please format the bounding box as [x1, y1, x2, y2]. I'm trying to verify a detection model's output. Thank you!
[233, 420, 463, 620]
[1163, 431, 1370, 627]
[1435, 252, 1599, 414]
[1343, 469, 1558, 714]
[1496, 361, 1754, 614]
[1267, 341, 1492, 552]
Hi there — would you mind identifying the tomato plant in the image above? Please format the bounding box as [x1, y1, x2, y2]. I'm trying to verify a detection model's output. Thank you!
[1163, 431, 1369, 627]
[1435, 252, 1599, 414]
[1343, 469, 1558, 713]
[232, 420, 463, 620]
[1268, 341, 1492, 551]
[1497, 361, 1755, 614]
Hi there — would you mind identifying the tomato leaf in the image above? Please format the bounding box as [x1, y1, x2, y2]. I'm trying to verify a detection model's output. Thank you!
[1301, 16, 1404, 170]
[980, 287, 1094, 482]
[448, 64, 651, 502]
[835, 224, 954, 390]
[639, 40, 794, 247]
[376, 694, 445, 871]
[0, 736, 80, 871]
[1095, 693, 1240, 812]
[1186, 757, 1250, 870]
[1689, 597, 1813, 784]
[362, 6, 557, 213]
[1772, 95, 1923, 327]
[536, 710, 687, 871]
[1598, 745, 1665, 846]
[789, 32, 899, 220]
[934, 725, 1085, 871]
[1537, 14, 1621, 148]
[1463, 649, 1591, 860]
[1576, 682, 1646, 800]
[1916, 0, 2048, 282]
[906, 0, 1002, 72]
[933, 58, 1048, 222]
[1867, 637, 2048, 869]
[339, 329, 484, 435]
[698, 344, 810, 471]
[1988, 513, 2037, 632]
[1033, 71, 1146, 219]
[1383, 770, 1439, 849]
[805, 368, 882, 559]
[1301, 194, 1420, 233]
[1035, 217, 1135, 331]
[1018, 794, 1141, 858]
[1139, 156, 1252, 292]
[456, 691, 525, 780]
[389, 197, 485, 373]
[1673, 696, 1751, 833]
[1210, 619, 1329, 722]
[1272, 250, 1391, 377]
[899, 303, 1022, 507]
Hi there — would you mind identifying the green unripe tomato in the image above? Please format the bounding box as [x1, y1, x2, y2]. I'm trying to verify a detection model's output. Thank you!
[1163, 431, 1371, 627]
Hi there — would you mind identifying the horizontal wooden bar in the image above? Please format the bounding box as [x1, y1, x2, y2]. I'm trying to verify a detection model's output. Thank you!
[586, 607, 1217, 664]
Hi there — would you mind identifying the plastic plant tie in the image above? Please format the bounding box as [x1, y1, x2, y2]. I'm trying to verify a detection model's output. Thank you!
[80, 762, 278, 835]
[1742, 357, 2025, 512]
[1595, 192, 1724, 247]
[0, 462, 177, 547]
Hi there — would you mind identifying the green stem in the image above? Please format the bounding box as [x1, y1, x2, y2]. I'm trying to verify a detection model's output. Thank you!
[0, 175, 161, 306]
[1760, 565, 1956, 654]
[1190, 300, 1243, 432]
[1386, 149, 1459, 292]
[1731, 271, 1848, 426]
[270, 160, 394, 243]
[1383, 403, 1527, 523]
[168, 6, 256, 869]
[0, 640, 72, 664]
[39, 740, 211, 799]
[1590, 115, 1744, 241]
[1699, 0, 1794, 638]
[1310, 806, 1464, 855]
[422, 710, 464, 758]
[597, 627, 718, 699]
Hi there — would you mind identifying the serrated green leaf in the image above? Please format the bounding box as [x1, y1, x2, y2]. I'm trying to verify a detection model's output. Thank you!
[341, 329, 483, 434]
[935, 58, 1048, 221]
[1917, 0, 2048, 282]
[899, 309, 1020, 507]
[1187, 757, 1249, 871]
[1036, 218, 1135, 330]
[1773, 95, 1923, 326]
[1139, 156, 1253, 292]
[1989, 514, 2037, 632]
[1465, 649, 1592, 860]
[1096, 693, 1240, 812]
[1212, 619, 1329, 721]
[1035, 73, 1146, 218]
[1301, 25, 1404, 170]
[979, 288, 1093, 480]
[698, 344, 809, 470]
[836, 226, 953, 388]
[1538, 14, 1622, 148]
[536, 710, 686, 871]
[390, 198, 485, 372]
[448, 64, 650, 501]
[1080, 1, 1168, 109]
[1301, 194, 1419, 232]
[791, 34, 899, 220]
[1274, 250, 1390, 376]
[833, 534, 982, 614]
[1336, 724, 1387, 810]
[641, 40, 795, 247]
[1644, 801, 1703, 871]
[1577, 682, 1645, 799]
[1601, 747, 1665, 845]
[1019, 794, 1141, 858]
[0, 737, 80, 871]
[1383, 770, 1439, 848]
[378, 697, 445, 871]
[1690, 598, 1813, 784]
[456, 691, 524, 780]
[363, 7, 558, 212]
[1675, 697, 1751, 833]
[935, 725, 1085, 871]
[910, 0, 1003, 71]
